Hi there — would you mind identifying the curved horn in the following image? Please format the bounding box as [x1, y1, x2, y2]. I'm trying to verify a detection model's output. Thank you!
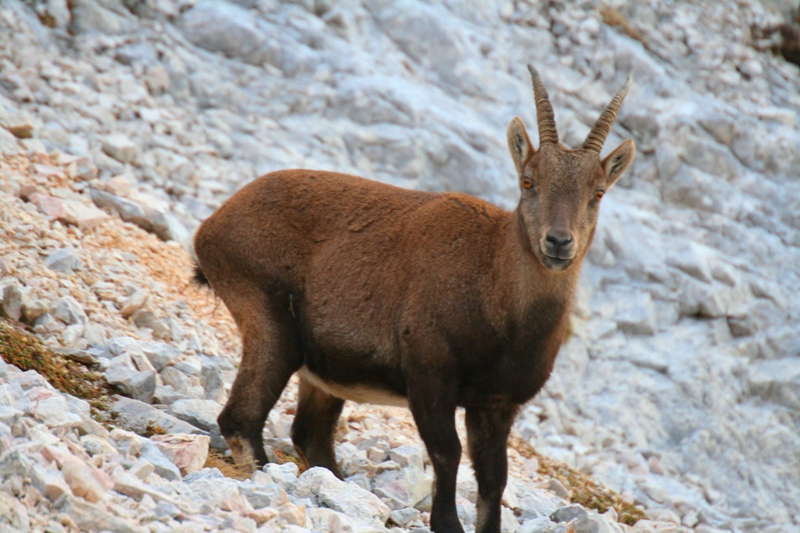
[527, 64, 558, 146]
[582, 76, 632, 154]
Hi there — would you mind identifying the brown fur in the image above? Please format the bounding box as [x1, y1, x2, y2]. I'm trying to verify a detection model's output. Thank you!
[193, 67, 635, 533]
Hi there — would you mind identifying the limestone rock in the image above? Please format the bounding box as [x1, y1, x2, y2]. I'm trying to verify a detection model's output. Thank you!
[43, 248, 82, 274]
[167, 398, 222, 432]
[102, 134, 139, 164]
[105, 365, 156, 404]
[150, 433, 210, 476]
[295, 467, 391, 524]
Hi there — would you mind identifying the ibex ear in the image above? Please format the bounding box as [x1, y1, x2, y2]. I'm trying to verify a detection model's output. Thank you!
[602, 138, 636, 189]
[507, 117, 535, 175]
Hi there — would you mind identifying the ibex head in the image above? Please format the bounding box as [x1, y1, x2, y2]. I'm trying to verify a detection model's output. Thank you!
[507, 65, 635, 272]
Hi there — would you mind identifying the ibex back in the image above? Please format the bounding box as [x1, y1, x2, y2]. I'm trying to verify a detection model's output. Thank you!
[193, 65, 635, 533]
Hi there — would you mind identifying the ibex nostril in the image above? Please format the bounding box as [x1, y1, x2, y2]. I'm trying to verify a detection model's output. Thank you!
[546, 233, 573, 248]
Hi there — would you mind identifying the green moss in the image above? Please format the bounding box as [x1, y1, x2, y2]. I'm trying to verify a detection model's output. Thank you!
[0, 320, 113, 416]
[510, 435, 647, 526]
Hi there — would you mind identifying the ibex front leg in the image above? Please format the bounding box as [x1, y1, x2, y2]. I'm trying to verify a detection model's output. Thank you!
[408, 375, 463, 533]
[466, 404, 518, 533]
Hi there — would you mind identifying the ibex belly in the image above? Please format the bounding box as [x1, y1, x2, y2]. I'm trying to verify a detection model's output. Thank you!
[297, 366, 409, 408]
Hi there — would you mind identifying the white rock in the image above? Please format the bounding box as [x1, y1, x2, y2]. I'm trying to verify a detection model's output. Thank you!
[178, 1, 280, 67]
[51, 296, 86, 325]
[30, 463, 72, 501]
[151, 433, 210, 476]
[102, 134, 139, 164]
[295, 467, 391, 523]
[60, 456, 109, 503]
[168, 398, 222, 432]
[0, 283, 22, 321]
[43, 247, 81, 274]
[59, 199, 112, 230]
[105, 365, 157, 404]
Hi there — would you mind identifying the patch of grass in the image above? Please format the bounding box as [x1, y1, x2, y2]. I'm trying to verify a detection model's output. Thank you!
[204, 448, 253, 481]
[144, 424, 168, 437]
[205, 446, 310, 481]
[0, 320, 113, 415]
[273, 448, 308, 474]
[599, 4, 647, 46]
[509, 435, 646, 526]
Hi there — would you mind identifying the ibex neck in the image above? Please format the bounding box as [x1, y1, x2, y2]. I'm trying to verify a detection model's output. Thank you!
[494, 209, 582, 312]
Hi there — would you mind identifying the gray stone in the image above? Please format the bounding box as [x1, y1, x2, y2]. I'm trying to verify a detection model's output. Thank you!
[131, 307, 170, 338]
[108, 336, 145, 357]
[51, 296, 86, 325]
[747, 359, 800, 410]
[177, 1, 280, 67]
[159, 366, 191, 394]
[0, 449, 33, 477]
[102, 133, 139, 164]
[168, 398, 222, 433]
[201, 357, 228, 402]
[43, 247, 82, 274]
[295, 467, 391, 523]
[154, 501, 181, 519]
[239, 483, 287, 509]
[0, 406, 22, 426]
[264, 462, 300, 492]
[0, 283, 22, 321]
[517, 516, 556, 533]
[32, 394, 71, 426]
[58, 495, 138, 533]
[30, 464, 71, 502]
[119, 289, 149, 318]
[185, 468, 243, 511]
[139, 439, 183, 481]
[142, 342, 181, 372]
[90, 188, 184, 241]
[106, 365, 157, 404]
[33, 312, 66, 335]
[0, 126, 20, 156]
[389, 445, 425, 470]
[615, 291, 657, 336]
[111, 397, 207, 437]
[390, 507, 421, 527]
[21, 297, 48, 324]
[551, 505, 590, 525]
[59, 199, 112, 230]
[306, 507, 355, 532]
[153, 384, 188, 405]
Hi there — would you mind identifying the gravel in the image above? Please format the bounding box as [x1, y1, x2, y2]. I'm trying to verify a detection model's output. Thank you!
[1, 0, 799, 532]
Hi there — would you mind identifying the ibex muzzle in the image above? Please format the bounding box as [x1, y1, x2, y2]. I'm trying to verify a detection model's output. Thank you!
[193, 65, 635, 533]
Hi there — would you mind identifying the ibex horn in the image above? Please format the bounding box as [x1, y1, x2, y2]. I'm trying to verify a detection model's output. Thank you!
[582, 76, 633, 154]
[527, 64, 559, 146]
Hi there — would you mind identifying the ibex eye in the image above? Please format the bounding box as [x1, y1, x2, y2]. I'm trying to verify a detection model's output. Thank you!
[595, 190, 605, 201]
[523, 178, 533, 189]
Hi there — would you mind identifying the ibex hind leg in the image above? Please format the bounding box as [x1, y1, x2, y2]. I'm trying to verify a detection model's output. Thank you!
[291, 375, 345, 478]
[217, 298, 303, 473]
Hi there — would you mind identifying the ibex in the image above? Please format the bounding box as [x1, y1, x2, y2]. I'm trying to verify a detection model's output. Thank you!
[193, 65, 635, 533]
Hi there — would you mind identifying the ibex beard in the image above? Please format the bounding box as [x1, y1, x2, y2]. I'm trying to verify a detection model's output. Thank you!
[193, 64, 635, 533]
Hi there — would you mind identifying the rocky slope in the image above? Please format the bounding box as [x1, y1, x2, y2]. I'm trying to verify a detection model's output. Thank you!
[1, 0, 800, 532]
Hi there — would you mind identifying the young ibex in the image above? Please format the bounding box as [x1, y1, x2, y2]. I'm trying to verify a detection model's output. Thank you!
[193, 65, 635, 533]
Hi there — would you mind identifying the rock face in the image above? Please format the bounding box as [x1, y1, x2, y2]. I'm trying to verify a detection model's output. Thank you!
[1, 0, 800, 532]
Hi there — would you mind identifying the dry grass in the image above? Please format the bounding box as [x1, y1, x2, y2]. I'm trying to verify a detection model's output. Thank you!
[599, 4, 647, 46]
[204, 448, 253, 481]
[509, 434, 646, 526]
[0, 320, 113, 416]
[204, 446, 309, 481]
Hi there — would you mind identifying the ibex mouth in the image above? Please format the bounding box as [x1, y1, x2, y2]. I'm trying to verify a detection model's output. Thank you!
[541, 255, 573, 271]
